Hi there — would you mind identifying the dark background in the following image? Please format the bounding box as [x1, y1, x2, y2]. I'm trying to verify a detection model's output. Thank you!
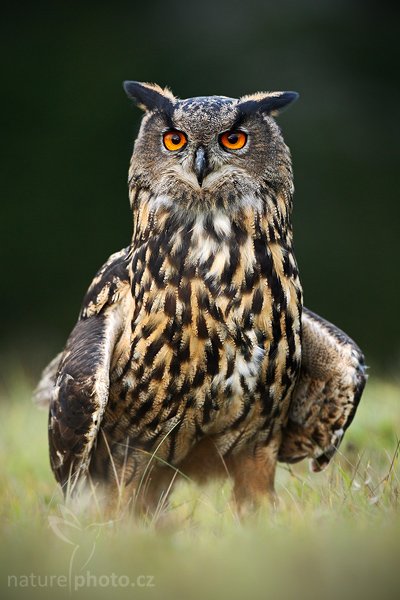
[1, 0, 399, 378]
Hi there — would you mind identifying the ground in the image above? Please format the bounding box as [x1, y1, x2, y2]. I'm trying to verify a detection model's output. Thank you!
[1, 373, 399, 600]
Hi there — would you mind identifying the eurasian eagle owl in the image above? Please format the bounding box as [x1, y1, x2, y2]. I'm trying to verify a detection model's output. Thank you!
[35, 82, 366, 514]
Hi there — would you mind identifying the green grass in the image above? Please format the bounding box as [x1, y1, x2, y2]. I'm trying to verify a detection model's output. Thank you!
[1, 374, 399, 599]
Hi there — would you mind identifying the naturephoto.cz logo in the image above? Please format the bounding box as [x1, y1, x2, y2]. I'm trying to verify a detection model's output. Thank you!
[8, 572, 155, 591]
[6, 503, 155, 592]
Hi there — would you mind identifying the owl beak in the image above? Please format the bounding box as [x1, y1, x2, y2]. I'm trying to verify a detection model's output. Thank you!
[194, 146, 208, 187]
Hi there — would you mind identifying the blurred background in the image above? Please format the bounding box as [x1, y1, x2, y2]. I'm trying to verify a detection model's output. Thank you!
[1, 0, 399, 380]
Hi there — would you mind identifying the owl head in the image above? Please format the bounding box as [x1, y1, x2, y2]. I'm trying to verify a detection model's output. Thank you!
[124, 81, 298, 214]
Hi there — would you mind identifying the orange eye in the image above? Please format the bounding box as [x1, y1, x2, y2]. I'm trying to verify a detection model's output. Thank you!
[219, 130, 247, 150]
[163, 130, 187, 151]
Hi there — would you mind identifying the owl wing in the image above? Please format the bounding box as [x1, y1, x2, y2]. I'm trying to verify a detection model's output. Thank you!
[278, 307, 367, 471]
[42, 246, 131, 490]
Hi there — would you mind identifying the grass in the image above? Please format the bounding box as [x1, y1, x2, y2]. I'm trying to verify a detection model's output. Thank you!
[1, 372, 399, 599]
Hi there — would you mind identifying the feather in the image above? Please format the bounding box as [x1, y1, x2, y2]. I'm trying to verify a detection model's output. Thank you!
[47, 248, 131, 491]
[278, 308, 367, 471]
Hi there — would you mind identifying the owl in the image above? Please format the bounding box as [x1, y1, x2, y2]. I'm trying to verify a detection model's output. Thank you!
[35, 82, 366, 514]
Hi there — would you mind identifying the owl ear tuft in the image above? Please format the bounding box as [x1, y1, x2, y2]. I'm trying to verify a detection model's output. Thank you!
[123, 81, 175, 113]
[237, 91, 299, 117]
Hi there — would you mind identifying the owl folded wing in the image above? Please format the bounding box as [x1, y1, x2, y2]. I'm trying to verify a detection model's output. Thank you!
[278, 307, 367, 471]
[38, 247, 131, 490]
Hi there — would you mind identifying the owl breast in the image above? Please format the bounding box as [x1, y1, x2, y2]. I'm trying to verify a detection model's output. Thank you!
[104, 206, 302, 467]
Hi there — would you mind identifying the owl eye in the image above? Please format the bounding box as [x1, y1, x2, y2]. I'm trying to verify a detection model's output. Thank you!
[219, 130, 247, 151]
[163, 130, 187, 151]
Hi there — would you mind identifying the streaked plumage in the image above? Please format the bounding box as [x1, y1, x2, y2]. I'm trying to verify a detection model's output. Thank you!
[35, 82, 366, 513]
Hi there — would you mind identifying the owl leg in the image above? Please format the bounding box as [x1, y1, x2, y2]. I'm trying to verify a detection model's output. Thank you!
[131, 437, 232, 516]
[134, 465, 180, 518]
[179, 437, 228, 484]
[136, 438, 227, 514]
[88, 437, 166, 517]
[229, 440, 280, 516]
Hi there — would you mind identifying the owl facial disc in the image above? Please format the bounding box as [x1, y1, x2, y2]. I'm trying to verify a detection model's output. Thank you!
[125, 82, 299, 210]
